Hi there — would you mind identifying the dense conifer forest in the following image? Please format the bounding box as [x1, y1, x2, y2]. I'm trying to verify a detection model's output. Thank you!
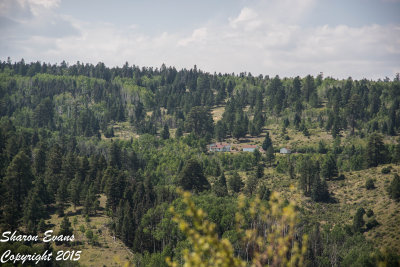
[0, 58, 400, 266]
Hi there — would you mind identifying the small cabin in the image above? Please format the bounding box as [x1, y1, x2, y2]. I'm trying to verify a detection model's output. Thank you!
[209, 142, 231, 152]
[280, 148, 291, 154]
[242, 145, 258, 152]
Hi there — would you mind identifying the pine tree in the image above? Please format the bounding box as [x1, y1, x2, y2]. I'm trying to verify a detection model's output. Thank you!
[257, 184, 271, 201]
[366, 133, 386, 167]
[266, 146, 275, 167]
[121, 201, 134, 246]
[321, 153, 338, 180]
[2, 150, 34, 228]
[353, 207, 365, 233]
[70, 173, 81, 209]
[178, 159, 210, 192]
[215, 120, 227, 141]
[388, 174, 400, 201]
[245, 175, 258, 196]
[84, 185, 99, 216]
[109, 141, 122, 168]
[175, 124, 183, 138]
[34, 142, 46, 176]
[58, 216, 73, 245]
[256, 163, 264, 179]
[45, 144, 63, 197]
[104, 167, 124, 212]
[35, 176, 51, 205]
[23, 187, 46, 233]
[262, 131, 273, 151]
[299, 156, 319, 196]
[311, 177, 329, 202]
[62, 152, 76, 183]
[161, 124, 170, 140]
[392, 139, 400, 164]
[56, 179, 69, 216]
[213, 172, 228, 197]
[228, 172, 244, 193]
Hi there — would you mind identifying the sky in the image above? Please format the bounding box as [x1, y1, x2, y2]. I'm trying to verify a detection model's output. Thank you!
[0, 0, 399, 80]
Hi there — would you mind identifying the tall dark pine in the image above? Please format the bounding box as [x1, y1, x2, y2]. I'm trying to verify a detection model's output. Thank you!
[58, 216, 73, 245]
[366, 133, 386, 167]
[178, 159, 210, 192]
[161, 124, 170, 140]
[34, 142, 47, 176]
[321, 153, 338, 180]
[2, 151, 34, 228]
[353, 207, 365, 233]
[346, 94, 361, 135]
[262, 131, 273, 151]
[213, 172, 228, 197]
[23, 187, 46, 233]
[45, 143, 63, 197]
[56, 179, 69, 216]
[184, 106, 214, 138]
[311, 177, 329, 202]
[228, 172, 244, 193]
[388, 174, 400, 201]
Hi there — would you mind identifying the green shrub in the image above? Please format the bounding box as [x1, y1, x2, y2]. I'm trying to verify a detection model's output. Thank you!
[381, 166, 391, 174]
[366, 209, 374, 217]
[365, 179, 375, 190]
[366, 219, 379, 230]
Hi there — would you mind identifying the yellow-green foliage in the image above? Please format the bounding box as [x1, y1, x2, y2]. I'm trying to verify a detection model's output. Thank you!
[167, 189, 307, 267]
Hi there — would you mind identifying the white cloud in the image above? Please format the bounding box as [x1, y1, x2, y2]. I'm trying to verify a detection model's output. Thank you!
[178, 27, 208, 46]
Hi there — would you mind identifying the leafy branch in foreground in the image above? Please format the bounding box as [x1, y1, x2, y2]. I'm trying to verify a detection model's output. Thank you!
[167, 188, 307, 267]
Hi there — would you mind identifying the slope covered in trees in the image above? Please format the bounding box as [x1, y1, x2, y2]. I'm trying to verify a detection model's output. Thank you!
[0, 58, 399, 266]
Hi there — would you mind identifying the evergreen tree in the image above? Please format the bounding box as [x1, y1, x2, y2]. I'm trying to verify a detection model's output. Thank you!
[58, 216, 73, 245]
[56, 179, 69, 216]
[2, 150, 34, 228]
[84, 186, 99, 215]
[178, 159, 210, 192]
[70, 173, 81, 209]
[302, 75, 315, 102]
[266, 146, 275, 167]
[184, 106, 214, 138]
[62, 152, 76, 183]
[293, 113, 301, 129]
[104, 167, 125, 212]
[213, 172, 228, 197]
[161, 124, 170, 140]
[346, 94, 362, 135]
[366, 133, 386, 167]
[311, 177, 330, 202]
[353, 207, 366, 233]
[262, 131, 273, 151]
[392, 138, 400, 164]
[257, 184, 271, 201]
[215, 120, 227, 141]
[245, 175, 258, 196]
[299, 156, 319, 196]
[121, 201, 134, 247]
[33, 142, 46, 176]
[23, 187, 46, 233]
[35, 176, 51, 205]
[388, 174, 400, 201]
[45, 143, 63, 197]
[256, 163, 264, 179]
[321, 153, 338, 180]
[109, 141, 122, 168]
[228, 172, 244, 193]
[175, 124, 183, 138]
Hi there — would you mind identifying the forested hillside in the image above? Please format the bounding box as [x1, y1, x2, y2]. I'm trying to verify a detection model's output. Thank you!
[0, 59, 400, 266]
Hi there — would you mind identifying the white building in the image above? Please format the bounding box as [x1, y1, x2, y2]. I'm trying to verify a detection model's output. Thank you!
[280, 148, 291, 154]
